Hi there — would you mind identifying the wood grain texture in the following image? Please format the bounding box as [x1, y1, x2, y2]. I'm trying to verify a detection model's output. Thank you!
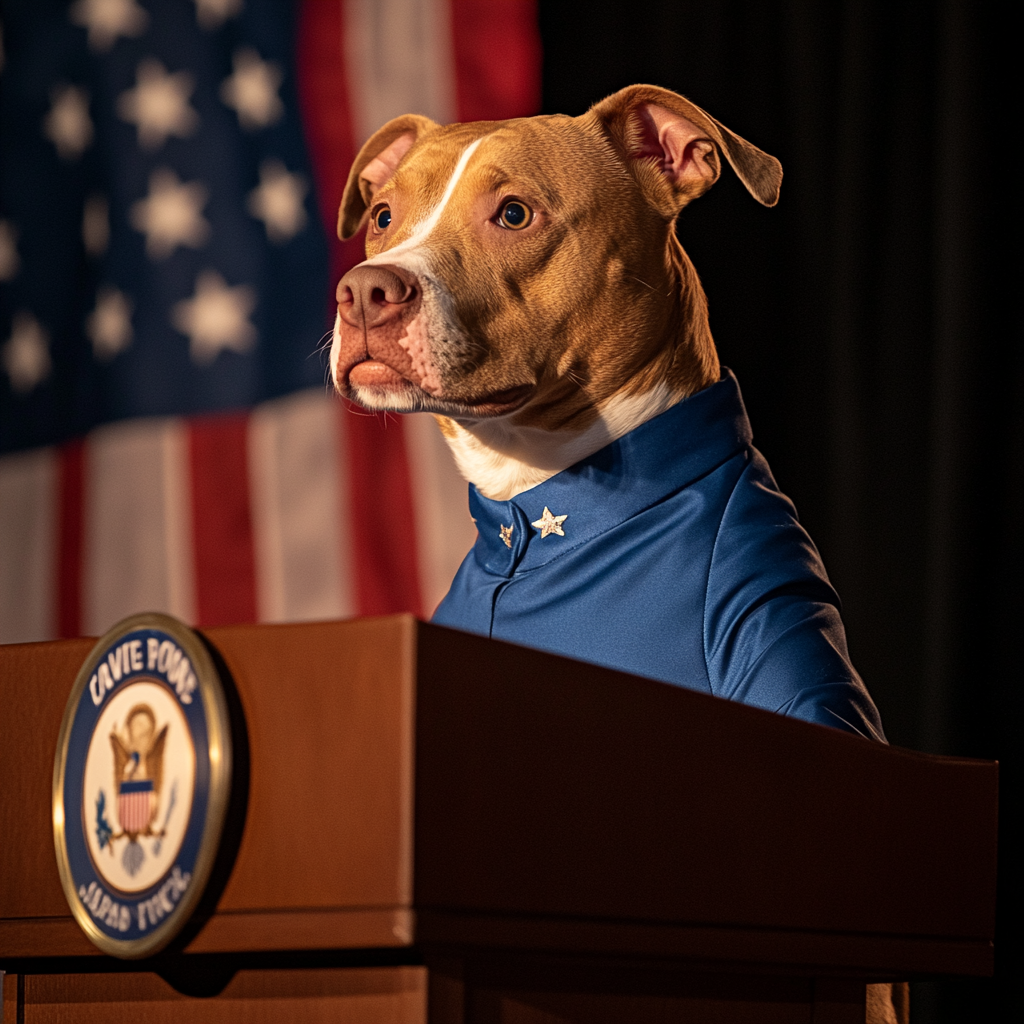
[0, 638, 96, 919]
[20, 966, 426, 1023]
[413, 623, 998, 948]
[0, 919, 98, 959]
[0, 618, 418, 957]
[413, 910, 992, 978]
[3, 971, 18, 1022]
[184, 908, 414, 954]
[202, 616, 416, 912]
[424, 956, 866, 1024]
[0, 616, 997, 979]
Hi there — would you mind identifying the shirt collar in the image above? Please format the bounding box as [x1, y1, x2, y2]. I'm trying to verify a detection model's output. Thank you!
[469, 369, 753, 577]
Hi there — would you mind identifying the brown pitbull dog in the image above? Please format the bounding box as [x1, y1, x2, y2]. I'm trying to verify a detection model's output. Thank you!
[331, 85, 907, 1024]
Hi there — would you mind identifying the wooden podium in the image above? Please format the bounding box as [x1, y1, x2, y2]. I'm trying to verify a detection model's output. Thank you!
[0, 616, 998, 1022]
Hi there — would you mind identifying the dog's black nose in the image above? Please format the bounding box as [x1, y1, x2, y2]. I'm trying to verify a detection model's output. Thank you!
[337, 264, 418, 329]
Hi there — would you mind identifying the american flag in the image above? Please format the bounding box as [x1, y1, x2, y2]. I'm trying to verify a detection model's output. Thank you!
[118, 778, 154, 834]
[0, 0, 541, 642]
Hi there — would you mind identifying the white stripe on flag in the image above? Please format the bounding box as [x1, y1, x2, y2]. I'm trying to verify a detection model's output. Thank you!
[403, 414, 476, 616]
[344, 0, 457, 144]
[83, 418, 195, 636]
[0, 446, 57, 643]
[249, 389, 356, 623]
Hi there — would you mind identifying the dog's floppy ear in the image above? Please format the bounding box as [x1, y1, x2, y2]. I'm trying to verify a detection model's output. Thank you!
[338, 113, 441, 239]
[588, 84, 782, 216]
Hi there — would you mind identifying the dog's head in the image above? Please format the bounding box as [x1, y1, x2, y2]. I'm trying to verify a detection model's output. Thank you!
[331, 84, 780, 437]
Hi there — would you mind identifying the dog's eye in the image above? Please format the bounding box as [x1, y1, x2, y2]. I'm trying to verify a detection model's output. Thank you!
[498, 201, 531, 230]
[374, 206, 392, 231]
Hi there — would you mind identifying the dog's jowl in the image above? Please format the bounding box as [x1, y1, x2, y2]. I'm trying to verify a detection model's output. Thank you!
[331, 84, 885, 744]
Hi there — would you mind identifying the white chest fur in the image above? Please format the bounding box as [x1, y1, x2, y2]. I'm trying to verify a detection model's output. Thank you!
[444, 381, 682, 500]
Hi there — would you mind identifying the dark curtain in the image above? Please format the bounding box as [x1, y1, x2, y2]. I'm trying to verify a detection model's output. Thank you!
[539, 1, 1020, 1019]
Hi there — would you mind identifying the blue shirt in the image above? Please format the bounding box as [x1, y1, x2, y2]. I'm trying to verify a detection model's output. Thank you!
[433, 371, 885, 741]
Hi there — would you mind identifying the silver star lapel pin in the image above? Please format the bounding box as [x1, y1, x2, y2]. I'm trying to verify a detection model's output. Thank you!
[531, 506, 568, 538]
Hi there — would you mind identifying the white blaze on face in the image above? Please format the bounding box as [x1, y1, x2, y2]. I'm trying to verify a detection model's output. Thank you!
[331, 137, 484, 394]
[363, 137, 482, 268]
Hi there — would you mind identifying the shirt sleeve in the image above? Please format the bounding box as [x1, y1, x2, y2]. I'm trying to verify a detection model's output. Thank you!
[703, 450, 886, 741]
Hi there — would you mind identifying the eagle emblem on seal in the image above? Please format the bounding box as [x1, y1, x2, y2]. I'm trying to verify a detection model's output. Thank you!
[95, 703, 173, 876]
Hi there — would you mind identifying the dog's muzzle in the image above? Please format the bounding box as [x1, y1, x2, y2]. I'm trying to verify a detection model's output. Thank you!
[335, 263, 423, 389]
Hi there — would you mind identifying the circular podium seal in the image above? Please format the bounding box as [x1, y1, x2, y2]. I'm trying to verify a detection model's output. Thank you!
[53, 613, 232, 958]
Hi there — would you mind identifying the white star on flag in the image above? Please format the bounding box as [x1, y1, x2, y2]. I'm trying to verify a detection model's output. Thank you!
[2, 312, 52, 393]
[43, 85, 94, 160]
[130, 168, 210, 260]
[87, 287, 134, 361]
[194, 0, 244, 31]
[0, 220, 20, 281]
[247, 159, 308, 243]
[220, 47, 284, 131]
[117, 59, 199, 151]
[172, 271, 257, 366]
[70, 0, 149, 53]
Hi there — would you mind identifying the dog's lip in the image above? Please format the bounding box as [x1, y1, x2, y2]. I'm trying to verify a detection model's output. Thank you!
[347, 359, 408, 388]
[342, 358, 534, 416]
[445, 383, 535, 417]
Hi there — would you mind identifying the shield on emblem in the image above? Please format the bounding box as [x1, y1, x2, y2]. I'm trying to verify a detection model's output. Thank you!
[118, 779, 154, 834]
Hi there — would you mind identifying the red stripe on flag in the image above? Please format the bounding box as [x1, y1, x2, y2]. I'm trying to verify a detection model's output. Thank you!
[344, 406, 423, 617]
[297, 0, 424, 618]
[295, 0, 366, 296]
[189, 414, 257, 627]
[450, 0, 543, 121]
[56, 438, 85, 638]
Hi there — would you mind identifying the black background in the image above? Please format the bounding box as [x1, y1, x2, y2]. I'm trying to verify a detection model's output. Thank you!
[538, 1, 1020, 1019]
